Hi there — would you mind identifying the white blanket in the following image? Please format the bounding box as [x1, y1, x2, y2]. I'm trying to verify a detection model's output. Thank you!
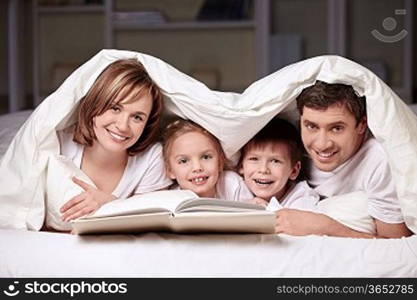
[0, 49, 416, 234]
[1, 229, 416, 277]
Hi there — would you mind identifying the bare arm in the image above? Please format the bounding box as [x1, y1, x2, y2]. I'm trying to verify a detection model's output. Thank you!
[275, 209, 412, 238]
[374, 220, 413, 238]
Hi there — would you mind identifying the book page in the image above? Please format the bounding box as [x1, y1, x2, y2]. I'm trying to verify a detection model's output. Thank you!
[171, 211, 276, 234]
[81, 190, 198, 219]
[72, 213, 172, 234]
[175, 198, 265, 213]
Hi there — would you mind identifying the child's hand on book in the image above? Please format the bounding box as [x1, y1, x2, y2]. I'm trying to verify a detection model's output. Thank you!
[249, 197, 269, 207]
[60, 177, 116, 222]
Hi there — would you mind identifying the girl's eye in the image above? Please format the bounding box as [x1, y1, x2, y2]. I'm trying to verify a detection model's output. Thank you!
[248, 156, 258, 161]
[178, 158, 188, 164]
[202, 154, 212, 160]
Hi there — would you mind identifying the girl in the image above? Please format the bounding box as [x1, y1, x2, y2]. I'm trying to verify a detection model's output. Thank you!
[162, 119, 252, 201]
[59, 59, 172, 222]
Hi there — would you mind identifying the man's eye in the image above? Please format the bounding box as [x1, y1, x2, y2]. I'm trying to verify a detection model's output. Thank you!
[332, 126, 344, 132]
[305, 124, 316, 130]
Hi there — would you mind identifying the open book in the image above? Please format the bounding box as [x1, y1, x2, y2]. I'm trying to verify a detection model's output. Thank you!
[71, 190, 276, 234]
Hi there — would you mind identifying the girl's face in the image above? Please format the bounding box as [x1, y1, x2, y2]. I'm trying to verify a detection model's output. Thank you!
[167, 131, 221, 198]
[93, 92, 153, 155]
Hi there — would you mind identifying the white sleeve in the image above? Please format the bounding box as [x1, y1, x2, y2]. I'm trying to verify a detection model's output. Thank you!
[133, 144, 173, 194]
[365, 161, 404, 223]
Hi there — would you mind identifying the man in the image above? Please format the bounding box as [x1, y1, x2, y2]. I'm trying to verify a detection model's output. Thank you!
[275, 81, 412, 238]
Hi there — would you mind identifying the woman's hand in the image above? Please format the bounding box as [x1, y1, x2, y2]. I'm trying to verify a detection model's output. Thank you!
[249, 197, 269, 207]
[60, 177, 116, 222]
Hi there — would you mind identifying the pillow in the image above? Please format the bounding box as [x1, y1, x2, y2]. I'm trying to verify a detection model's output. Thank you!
[45, 154, 97, 231]
[318, 192, 376, 235]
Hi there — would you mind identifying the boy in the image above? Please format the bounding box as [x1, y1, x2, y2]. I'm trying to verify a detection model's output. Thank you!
[239, 117, 318, 211]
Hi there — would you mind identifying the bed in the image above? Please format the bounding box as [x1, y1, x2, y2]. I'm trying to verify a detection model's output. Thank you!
[1, 51, 417, 277]
[1, 106, 417, 278]
[1, 228, 417, 277]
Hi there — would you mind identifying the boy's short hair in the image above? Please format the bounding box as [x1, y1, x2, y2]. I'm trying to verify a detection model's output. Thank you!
[73, 58, 164, 155]
[162, 119, 226, 171]
[239, 117, 304, 166]
[296, 80, 367, 124]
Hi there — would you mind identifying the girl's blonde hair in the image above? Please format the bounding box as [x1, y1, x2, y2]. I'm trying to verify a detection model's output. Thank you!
[162, 119, 226, 171]
[73, 59, 164, 155]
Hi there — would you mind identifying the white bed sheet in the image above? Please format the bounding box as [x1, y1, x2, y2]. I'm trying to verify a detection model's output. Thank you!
[1, 229, 416, 277]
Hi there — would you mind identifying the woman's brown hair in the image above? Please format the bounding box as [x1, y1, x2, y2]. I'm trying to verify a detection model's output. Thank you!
[73, 59, 164, 155]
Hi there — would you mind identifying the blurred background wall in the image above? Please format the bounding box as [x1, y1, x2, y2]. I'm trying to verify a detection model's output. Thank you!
[1, 0, 415, 114]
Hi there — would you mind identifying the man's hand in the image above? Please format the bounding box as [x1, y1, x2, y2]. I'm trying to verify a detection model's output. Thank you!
[60, 177, 116, 222]
[375, 220, 413, 238]
[275, 208, 375, 238]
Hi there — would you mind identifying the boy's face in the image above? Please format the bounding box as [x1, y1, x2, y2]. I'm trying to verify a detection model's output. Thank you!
[240, 142, 300, 201]
[300, 104, 367, 172]
[167, 131, 221, 198]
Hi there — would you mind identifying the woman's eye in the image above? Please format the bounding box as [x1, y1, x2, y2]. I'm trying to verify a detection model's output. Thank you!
[133, 114, 143, 122]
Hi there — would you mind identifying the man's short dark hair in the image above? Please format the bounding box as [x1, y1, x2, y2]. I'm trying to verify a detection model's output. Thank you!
[296, 80, 367, 124]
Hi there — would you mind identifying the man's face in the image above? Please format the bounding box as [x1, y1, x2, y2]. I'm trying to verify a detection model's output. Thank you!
[300, 104, 367, 172]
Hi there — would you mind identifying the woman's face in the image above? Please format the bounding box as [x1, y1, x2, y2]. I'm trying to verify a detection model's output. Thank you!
[92, 92, 153, 155]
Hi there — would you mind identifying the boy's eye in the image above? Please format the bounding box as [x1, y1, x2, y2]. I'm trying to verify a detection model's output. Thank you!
[271, 159, 281, 164]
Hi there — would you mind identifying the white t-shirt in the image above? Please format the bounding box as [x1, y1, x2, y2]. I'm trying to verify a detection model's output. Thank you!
[266, 180, 319, 212]
[216, 170, 253, 202]
[308, 138, 403, 223]
[171, 170, 253, 202]
[57, 128, 172, 198]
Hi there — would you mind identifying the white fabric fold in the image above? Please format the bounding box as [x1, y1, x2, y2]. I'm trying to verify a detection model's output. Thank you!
[0, 49, 416, 234]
